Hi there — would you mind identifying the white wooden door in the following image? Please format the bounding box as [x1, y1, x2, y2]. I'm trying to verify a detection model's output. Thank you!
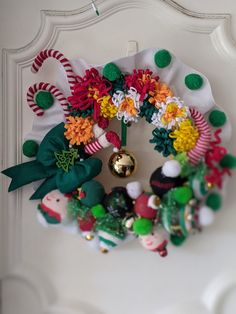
[1, 1, 236, 314]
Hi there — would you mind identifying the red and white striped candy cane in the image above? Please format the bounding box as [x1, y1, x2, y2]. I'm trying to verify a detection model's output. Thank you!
[31, 49, 76, 92]
[187, 108, 211, 165]
[85, 131, 121, 155]
[27, 82, 70, 119]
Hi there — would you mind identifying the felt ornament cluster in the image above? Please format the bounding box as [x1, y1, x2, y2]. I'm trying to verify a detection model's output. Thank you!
[2, 48, 236, 256]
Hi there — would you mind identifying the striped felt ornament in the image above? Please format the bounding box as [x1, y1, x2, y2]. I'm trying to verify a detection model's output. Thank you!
[27, 82, 70, 119]
[187, 108, 211, 165]
[31, 49, 77, 92]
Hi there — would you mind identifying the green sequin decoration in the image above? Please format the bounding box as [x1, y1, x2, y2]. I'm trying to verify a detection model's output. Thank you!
[54, 148, 78, 172]
[150, 128, 177, 157]
[95, 214, 126, 239]
[67, 198, 90, 219]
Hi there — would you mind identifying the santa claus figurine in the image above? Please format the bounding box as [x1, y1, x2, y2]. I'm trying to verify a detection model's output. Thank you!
[139, 228, 169, 257]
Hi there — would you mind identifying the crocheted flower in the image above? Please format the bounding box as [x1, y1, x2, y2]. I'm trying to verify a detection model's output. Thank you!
[125, 69, 159, 101]
[98, 95, 118, 119]
[149, 128, 177, 157]
[139, 99, 159, 123]
[64, 116, 94, 146]
[169, 119, 199, 152]
[148, 82, 173, 106]
[151, 97, 189, 130]
[68, 68, 111, 121]
[112, 87, 141, 123]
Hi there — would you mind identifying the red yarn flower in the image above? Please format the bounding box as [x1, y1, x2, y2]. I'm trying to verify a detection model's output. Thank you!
[205, 129, 231, 188]
[125, 69, 159, 101]
[68, 68, 111, 121]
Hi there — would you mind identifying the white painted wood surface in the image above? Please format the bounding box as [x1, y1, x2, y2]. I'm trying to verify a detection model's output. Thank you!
[1, 1, 236, 313]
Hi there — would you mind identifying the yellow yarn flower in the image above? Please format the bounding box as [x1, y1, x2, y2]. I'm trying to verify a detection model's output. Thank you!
[64, 116, 94, 146]
[169, 119, 199, 152]
[98, 95, 118, 119]
[149, 82, 173, 106]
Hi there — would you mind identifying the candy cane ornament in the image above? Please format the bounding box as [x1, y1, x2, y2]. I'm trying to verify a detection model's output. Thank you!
[31, 49, 77, 92]
[27, 82, 70, 119]
[187, 108, 211, 165]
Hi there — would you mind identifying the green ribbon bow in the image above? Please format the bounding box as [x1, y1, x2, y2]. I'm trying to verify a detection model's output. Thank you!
[2, 123, 102, 200]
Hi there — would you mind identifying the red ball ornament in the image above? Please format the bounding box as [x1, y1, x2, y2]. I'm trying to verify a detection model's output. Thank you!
[134, 193, 157, 219]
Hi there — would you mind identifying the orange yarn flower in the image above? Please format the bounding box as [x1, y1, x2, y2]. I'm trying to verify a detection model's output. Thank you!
[149, 82, 173, 106]
[64, 116, 94, 146]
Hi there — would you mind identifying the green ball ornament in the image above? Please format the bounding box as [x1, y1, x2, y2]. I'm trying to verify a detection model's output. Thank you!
[172, 186, 193, 205]
[133, 218, 153, 236]
[220, 154, 236, 169]
[209, 110, 227, 127]
[154, 49, 172, 68]
[91, 204, 106, 218]
[206, 193, 222, 211]
[185, 73, 203, 90]
[35, 91, 54, 110]
[103, 63, 122, 81]
[22, 140, 39, 157]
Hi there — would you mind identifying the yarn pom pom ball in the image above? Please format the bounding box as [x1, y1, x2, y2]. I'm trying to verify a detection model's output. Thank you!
[172, 186, 193, 205]
[133, 218, 153, 236]
[102, 63, 122, 81]
[91, 204, 106, 218]
[208, 110, 227, 127]
[185, 73, 203, 90]
[154, 49, 172, 68]
[198, 205, 215, 226]
[35, 90, 54, 110]
[220, 154, 236, 169]
[205, 193, 222, 211]
[22, 140, 39, 157]
[162, 160, 181, 178]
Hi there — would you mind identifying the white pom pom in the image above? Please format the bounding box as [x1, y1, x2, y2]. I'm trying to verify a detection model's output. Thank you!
[126, 181, 142, 199]
[162, 160, 181, 178]
[113, 147, 119, 152]
[198, 206, 215, 227]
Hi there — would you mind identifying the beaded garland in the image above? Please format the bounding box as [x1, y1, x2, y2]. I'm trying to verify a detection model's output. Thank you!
[2, 48, 236, 256]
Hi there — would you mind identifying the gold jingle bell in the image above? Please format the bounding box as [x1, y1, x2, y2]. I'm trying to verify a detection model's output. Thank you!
[108, 149, 137, 178]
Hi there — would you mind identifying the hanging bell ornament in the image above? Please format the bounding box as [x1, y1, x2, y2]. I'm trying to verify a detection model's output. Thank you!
[108, 149, 137, 178]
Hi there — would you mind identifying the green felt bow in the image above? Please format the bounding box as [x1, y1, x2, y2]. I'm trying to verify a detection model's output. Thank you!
[2, 123, 102, 200]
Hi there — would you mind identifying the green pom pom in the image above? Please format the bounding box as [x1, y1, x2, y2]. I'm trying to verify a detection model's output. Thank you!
[170, 234, 186, 246]
[91, 204, 106, 218]
[154, 49, 172, 68]
[209, 110, 227, 127]
[172, 186, 193, 205]
[35, 91, 54, 110]
[206, 193, 222, 211]
[133, 218, 153, 235]
[22, 140, 39, 157]
[220, 154, 236, 169]
[185, 73, 203, 90]
[103, 63, 121, 81]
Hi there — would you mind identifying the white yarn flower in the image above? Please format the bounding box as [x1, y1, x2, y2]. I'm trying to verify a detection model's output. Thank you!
[112, 87, 141, 123]
[151, 96, 190, 130]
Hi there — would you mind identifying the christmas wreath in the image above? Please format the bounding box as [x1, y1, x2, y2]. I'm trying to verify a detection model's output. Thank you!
[2, 48, 236, 256]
